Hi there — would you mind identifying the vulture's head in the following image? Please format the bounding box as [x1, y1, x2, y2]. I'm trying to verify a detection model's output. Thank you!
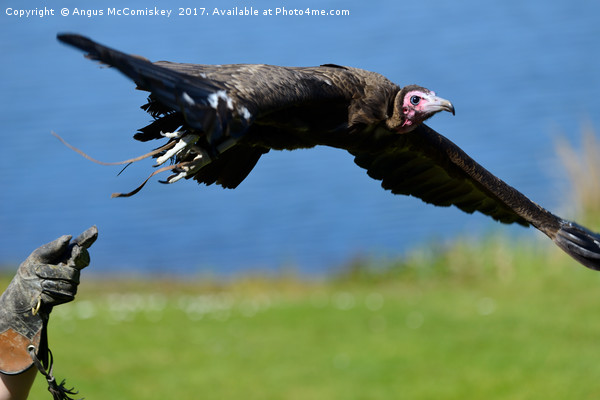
[388, 85, 455, 133]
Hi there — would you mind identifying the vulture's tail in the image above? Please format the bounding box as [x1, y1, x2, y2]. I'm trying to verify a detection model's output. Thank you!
[553, 219, 600, 271]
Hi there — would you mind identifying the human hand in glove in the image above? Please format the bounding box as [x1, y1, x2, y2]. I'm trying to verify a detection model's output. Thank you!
[0, 226, 98, 375]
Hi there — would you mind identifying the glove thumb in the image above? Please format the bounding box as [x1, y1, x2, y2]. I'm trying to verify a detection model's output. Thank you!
[29, 235, 72, 264]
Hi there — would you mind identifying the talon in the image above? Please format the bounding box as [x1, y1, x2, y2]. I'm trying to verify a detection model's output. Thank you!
[160, 128, 184, 139]
[166, 170, 189, 183]
[165, 153, 211, 183]
[155, 134, 199, 165]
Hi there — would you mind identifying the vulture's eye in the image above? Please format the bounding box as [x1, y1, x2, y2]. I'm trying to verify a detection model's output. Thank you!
[410, 95, 421, 105]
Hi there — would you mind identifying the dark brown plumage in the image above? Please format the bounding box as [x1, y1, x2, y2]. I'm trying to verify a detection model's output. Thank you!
[57, 33, 600, 271]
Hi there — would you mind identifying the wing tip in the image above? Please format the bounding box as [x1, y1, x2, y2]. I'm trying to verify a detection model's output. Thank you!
[56, 32, 109, 65]
[554, 220, 600, 271]
[56, 32, 92, 48]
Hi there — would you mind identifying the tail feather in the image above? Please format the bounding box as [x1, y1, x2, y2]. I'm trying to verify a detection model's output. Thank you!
[191, 145, 269, 189]
[553, 220, 600, 271]
[134, 112, 183, 142]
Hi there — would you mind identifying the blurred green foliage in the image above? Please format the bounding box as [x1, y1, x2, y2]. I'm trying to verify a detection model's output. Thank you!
[2, 237, 599, 400]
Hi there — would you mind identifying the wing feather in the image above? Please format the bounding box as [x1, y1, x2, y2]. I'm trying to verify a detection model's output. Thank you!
[352, 124, 556, 226]
[57, 33, 251, 147]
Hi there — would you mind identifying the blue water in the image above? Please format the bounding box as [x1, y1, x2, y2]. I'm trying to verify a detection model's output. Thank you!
[1, 0, 599, 276]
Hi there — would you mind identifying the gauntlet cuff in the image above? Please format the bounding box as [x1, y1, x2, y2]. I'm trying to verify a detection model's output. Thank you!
[0, 327, 42, 374]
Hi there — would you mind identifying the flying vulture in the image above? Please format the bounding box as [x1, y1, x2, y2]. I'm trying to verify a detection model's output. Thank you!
[56, 33, 600, 271]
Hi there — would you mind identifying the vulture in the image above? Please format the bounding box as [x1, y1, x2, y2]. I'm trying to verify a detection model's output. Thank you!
[56, 33, 600, 271]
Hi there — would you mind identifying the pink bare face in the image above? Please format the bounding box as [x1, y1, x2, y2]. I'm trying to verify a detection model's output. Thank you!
[397, 88, 455, 133]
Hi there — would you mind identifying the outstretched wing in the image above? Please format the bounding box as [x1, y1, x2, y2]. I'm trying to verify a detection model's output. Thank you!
[56, 34, 366, 190]
[355, 126, 600, 271]
[352, 124, 560, 227]
[57, 33, 252, 147]
[57, 34, 370, 150]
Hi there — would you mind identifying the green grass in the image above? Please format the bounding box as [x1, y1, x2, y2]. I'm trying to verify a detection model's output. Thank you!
[5, 236, 600, 399]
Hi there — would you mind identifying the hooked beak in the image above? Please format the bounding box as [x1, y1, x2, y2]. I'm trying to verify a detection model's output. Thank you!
[424, 94, 455, 116]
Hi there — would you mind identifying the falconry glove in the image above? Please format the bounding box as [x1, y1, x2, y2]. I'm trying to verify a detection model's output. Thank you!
[0, 226, 97, 399]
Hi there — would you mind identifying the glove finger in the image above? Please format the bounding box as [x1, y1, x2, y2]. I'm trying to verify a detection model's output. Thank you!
[66, 226, 98, 270]
[64, 245, 91, 271]
[74, 225, 98, 249]
[35, 263, 81, 284]
[29, 235, 72, 264]
[40, 280, 78, 305]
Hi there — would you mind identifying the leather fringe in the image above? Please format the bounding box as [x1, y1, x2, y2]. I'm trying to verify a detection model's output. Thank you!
[28, 346, 81, 400]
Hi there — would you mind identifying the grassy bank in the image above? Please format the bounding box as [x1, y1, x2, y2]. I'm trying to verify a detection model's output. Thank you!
[4, 236, 598, 399]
